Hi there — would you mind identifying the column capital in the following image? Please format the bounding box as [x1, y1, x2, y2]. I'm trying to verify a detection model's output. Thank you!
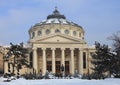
[41, 48, 46, 50]
[32, 47, 37, 50]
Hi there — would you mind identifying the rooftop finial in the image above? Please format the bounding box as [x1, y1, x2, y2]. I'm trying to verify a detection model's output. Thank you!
[47, 7, 66, 19]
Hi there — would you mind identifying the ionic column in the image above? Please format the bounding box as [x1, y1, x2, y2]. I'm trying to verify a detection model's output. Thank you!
[51, 48, 55, 74]
[42, 48, 46, 74]
[70, 48, 74, 75]
[79, 49, 83, 74]
[61, 48, 65, 66]
[33, 47, 38, 73]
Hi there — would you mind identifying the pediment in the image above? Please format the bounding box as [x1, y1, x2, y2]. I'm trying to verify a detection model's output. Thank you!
[35, 34, 86, 44]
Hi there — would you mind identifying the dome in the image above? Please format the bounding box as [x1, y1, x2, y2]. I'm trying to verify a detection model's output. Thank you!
[28, 7, 85, 42]
[47, 8, 66, 19]
[33, 7, 83, 28]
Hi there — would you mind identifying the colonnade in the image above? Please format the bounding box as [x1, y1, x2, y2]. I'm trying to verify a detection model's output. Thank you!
[33, 47, 83, 75]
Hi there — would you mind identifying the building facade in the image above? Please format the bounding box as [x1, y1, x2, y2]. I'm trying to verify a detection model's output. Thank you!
[28, 8, 95, 75]
[3, 8, 95, 75]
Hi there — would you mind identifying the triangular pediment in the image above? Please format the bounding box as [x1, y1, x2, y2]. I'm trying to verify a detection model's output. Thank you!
[34, 34, 86, 44]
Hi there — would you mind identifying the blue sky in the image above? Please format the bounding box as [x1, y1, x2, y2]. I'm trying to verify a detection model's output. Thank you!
[0, 0, 120, 46]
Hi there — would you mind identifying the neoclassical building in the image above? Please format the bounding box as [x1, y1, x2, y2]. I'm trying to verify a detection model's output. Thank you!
[3, 8, 95, 75]
[28, 8, 95, 75]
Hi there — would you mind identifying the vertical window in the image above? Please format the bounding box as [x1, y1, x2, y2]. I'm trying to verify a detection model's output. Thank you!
[47, 61, 52, 72]
[30, 52, 33, 68]
[83, 52, 86, 69]
[56, 61, 61, 73]
[31, 32, 35, 39]
[79, 32, 81, 37]
[65, 61, 69, 74]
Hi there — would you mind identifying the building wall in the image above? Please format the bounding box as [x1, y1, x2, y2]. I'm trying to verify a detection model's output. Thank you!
[0, 53, 3, 73]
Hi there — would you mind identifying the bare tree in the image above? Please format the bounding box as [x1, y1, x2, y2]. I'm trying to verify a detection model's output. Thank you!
[108, 31, 120, 77]
[108, 31, 120, 52]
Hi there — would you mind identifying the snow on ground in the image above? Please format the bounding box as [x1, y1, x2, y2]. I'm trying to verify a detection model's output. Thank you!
[0, 78, 120, 85]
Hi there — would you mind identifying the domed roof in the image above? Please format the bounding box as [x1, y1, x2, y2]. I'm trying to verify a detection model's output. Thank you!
[33, 7, 83, 29]
[47, 7, 66, 19]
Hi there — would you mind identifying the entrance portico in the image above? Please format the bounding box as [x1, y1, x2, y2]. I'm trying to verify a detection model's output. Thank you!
[27, 8, 95, 76]
[32, 47, 83, 75]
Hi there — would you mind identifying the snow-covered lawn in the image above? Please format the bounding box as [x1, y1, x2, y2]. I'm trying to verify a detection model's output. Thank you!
[0, 78, 120, 85]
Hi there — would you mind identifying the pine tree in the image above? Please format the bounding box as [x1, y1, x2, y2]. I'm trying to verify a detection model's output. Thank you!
[108, 31, 120, 77]
[91, 42, 114, 79]
[4, 43, 29, 78]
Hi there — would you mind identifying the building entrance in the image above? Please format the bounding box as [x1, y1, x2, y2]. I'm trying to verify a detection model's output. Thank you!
[65, 61, 69, 75]
[47, 61, 52, 72]
[56, 61, 61, 74]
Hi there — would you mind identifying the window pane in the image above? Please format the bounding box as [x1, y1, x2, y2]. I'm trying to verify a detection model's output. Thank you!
[46, 29, 50, 34]
[38, 31, 42, 36]
[55, 29, 60, 33]
[64, 29, 69, 34]
[83, 52, 86, 69]
[73, 31, 76, 36]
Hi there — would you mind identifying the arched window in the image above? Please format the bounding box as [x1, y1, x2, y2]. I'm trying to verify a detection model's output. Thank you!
[30, 52, 33, 68]
[46, 29, 50, 34]
[55, 29, 60, 33]
[79, 33, 81, 37]
[38, 30, 42, 36]
[64, 29, 69, 34]
[31, 32, 35, 39]
[73, 31, 76, 36]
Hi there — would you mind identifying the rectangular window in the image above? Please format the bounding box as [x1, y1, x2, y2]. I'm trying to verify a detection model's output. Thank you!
[83, 52, 86, 69]
[47, 61, 52, 72]
[30, 52, 33, 68]
[56, 61, 61, 73]
[65, 61, 69, 74]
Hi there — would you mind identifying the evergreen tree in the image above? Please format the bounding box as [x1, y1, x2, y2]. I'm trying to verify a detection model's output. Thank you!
[108, 31, 120, 77]
[4, 43, 29, 78]
[91, 42, 114, 79]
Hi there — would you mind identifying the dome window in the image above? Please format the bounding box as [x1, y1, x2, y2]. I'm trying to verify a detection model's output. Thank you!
[79, 33, 81, 37]
[38, 31, 42, 36]
[64, 29, 69, 34]
[31, 32, 35, 39]
[46, 29, 51, 34]
[73, 31, 76, 36]
[55, 29, 61, 33]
